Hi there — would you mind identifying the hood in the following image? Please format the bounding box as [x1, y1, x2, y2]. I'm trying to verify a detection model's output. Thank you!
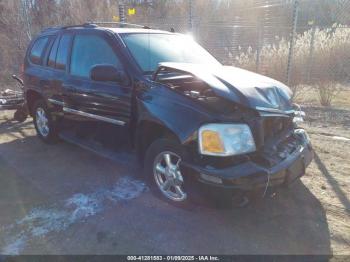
[157, 62, 294, 113]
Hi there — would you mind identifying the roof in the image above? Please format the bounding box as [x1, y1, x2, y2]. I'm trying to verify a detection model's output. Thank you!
[103, 27, 173, 34]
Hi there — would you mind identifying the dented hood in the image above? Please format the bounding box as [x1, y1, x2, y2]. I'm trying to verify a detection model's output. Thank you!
[157, 62, 294, 113]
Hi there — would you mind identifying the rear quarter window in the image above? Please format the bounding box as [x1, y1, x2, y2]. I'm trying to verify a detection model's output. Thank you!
[29, 37, 49, 65]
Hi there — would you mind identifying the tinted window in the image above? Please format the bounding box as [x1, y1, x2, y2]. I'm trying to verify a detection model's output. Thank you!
[70, 34, 121, 78]
[29, 37, 49, 65]
[56, 34, 72, 70]
[47, 36, 60, 68]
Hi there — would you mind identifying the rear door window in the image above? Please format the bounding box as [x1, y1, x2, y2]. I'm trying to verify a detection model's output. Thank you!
[55, 34, 72, 70]
[29, 37, 49, 65]
[70, 34, 121, 78]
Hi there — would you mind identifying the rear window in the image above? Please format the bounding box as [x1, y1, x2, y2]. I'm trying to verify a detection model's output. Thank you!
[29, 37, 49, 65]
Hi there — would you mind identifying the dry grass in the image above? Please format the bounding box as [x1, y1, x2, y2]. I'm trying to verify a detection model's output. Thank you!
[295, 85, 350, 109]
[295, 85, 350, 128]
[235, 26, 350, 106]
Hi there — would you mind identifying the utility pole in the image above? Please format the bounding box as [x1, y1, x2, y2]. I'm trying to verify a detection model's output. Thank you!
[21, 0, 32, 40]
[118, 1, 126, 23]
[286, 0, 299, 86]
[188, 0, 194, 33]
[307, 24, 316, 83]
[256, 27, 262, 73]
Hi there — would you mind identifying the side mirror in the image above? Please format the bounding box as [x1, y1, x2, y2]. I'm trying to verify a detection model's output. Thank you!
[90, 65, 128, 85]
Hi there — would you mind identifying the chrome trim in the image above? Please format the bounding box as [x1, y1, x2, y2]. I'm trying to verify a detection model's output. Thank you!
[259, 112, 291, 118]
[48, 98, 65, 106]
[256, 106, 295, 115]
[63, 107, 125, 126]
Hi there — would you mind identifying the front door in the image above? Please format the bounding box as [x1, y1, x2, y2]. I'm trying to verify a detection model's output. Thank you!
[62, 31, 132, 147]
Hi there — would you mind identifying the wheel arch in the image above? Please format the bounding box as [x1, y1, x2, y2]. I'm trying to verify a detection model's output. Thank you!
[135, 119, 181, 164]
[26, 89, 44, 116]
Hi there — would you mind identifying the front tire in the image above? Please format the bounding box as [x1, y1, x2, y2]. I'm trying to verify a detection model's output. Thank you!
[32, 99, 58, 143]
[144, 138, 195, 207]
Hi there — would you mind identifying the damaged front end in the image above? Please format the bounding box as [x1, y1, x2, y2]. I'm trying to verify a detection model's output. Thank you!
[152, 62, 313, 192]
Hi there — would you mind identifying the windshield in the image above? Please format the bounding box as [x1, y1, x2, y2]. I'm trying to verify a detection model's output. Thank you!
[121, 33, 221, 73]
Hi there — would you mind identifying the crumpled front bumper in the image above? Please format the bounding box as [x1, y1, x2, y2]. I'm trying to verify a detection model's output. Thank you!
[182, 133, 314, 190]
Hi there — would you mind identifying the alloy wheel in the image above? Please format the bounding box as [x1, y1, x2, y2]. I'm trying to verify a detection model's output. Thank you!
[153, 151, 187, 201]
[36, 107, 49, 137]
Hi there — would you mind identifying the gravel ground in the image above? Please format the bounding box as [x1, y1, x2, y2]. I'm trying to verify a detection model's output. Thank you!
[300, 106, 350, 255]
[0, 109, 349, 256]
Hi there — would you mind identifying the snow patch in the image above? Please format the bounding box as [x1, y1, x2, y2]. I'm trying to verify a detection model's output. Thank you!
[1, 176, 147, 254]
[66, 193, 102, 221]
[109, 176, 148, 201]
[2, 235, 27, 255]
[19, 208, 70, 237]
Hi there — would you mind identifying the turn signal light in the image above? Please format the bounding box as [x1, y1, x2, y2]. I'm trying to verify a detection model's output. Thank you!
[201, 130, 225, 153]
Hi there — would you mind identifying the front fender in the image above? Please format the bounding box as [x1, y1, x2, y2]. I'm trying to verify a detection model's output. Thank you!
[136, 84, 214, 144]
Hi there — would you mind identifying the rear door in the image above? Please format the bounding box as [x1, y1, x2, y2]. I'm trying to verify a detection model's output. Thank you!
[45, 33, 73, 112]
[63, 31, 132, 126]
[25, 36, 53, 102]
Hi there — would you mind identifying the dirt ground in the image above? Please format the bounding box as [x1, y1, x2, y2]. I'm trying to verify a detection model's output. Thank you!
[0, 106, 349, 256]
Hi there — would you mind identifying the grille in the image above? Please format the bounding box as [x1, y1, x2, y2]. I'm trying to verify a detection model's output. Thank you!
[263, 117, 293, 142]
[248, 116, 294, 149]
[249, 117, 297, 167]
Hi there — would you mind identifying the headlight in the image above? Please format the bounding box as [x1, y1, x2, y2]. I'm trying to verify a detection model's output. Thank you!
[198, 123, 256, 156]
[293, 104, 305, 124]
[293, 110, 305, 124]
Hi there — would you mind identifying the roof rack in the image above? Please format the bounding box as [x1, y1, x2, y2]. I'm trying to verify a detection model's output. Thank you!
[40, 26, 63, 33]
[41, 22, 152, 34]
[87, 21, 151, 29]
[41, 24, 94, 33]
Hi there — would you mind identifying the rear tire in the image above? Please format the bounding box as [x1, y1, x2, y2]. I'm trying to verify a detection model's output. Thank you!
[32, 99, 58, 144]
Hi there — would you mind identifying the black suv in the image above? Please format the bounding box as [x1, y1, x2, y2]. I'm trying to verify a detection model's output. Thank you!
[23, 23, 313, 205]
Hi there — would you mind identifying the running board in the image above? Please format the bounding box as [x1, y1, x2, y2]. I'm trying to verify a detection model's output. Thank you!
[59, 130, 140, 172]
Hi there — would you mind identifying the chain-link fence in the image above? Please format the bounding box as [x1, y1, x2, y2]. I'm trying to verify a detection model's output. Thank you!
[127, 0, 350, 103]
[1, 0, 349, 106]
